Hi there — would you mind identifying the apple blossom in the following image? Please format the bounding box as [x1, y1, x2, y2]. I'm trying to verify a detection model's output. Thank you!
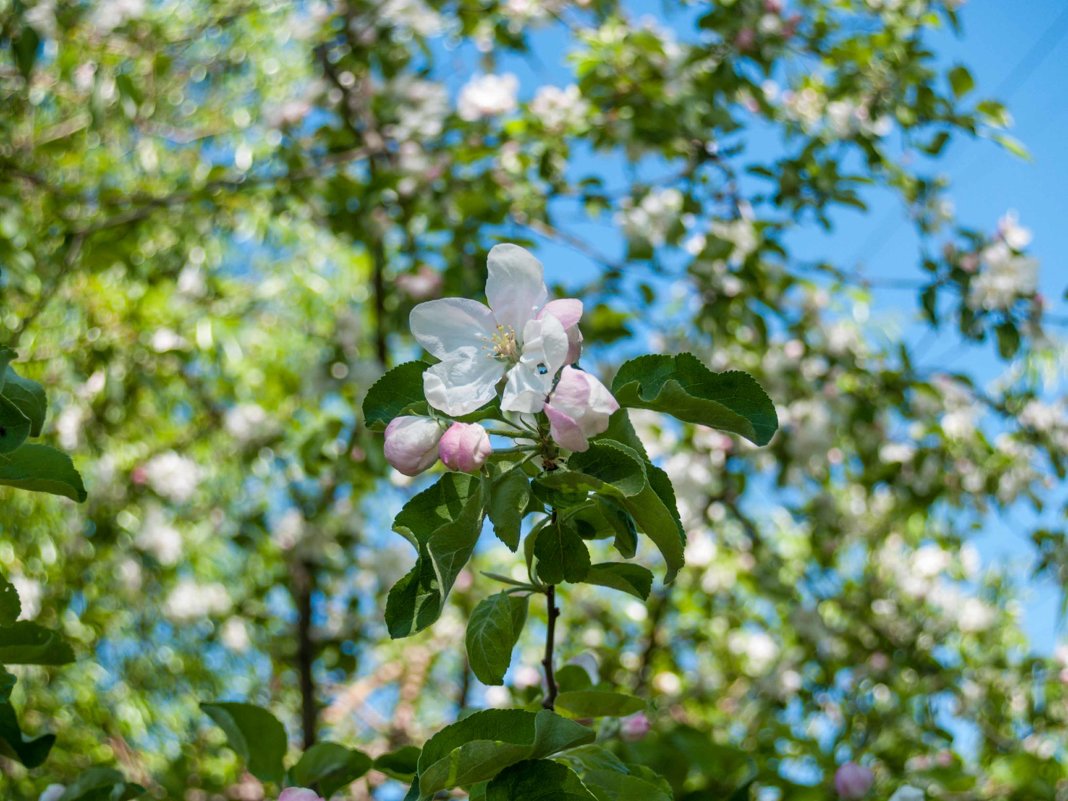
[279, 790, 324, 801]
[834, 763, 874, 799]
[409, 244, 582, 415]
[620, 711, 651, 741]
[543, 367, 620, 452]
[457, 73, 518, 121]
[383, 415, 445, 476]
[438, 422, 492, 473]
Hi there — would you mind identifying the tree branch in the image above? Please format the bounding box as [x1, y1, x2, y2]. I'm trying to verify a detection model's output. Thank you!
[542, 584, 560, 710]
[292, 557, 318, 749]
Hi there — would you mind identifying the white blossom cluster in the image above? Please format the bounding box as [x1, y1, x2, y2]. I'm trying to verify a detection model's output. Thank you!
[616, 188, 683, 246]
[966, 211, 1038, 311]
[163, 578, 232, 622]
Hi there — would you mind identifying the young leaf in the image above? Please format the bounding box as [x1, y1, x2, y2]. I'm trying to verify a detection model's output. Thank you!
[416, 709, 594, 800]
[201, 702, 287, 784]
[533, 519, 590, 584]
[0, 396, 31, 455]
[611, 354, 778, 446]
[0, 444, 88, 502]
[583, 563, 652, 600]
[466, 592, 529, 685]
[0, 574, 21, 627]
[362, 361, 431, 431]
[486, 759, 596, 801]
[291, 742, 373, 796]
[556, 746, 673, 801]
[2, 367, 47, 437]
[386, 473, 486, 638]
[373, 745, 421, 781]
[0, 622, 75, 665]
[554, 690, 645, 718]
[0, 674, 54, 768]
[487, 467, 531, 551]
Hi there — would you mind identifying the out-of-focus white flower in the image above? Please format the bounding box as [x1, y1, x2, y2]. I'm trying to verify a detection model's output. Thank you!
[142, 451, 201, 504]
[888, 786, 924, 801]
[379, 0, 444, 37]
[530, 84, 589, 132]
[225, 403, 270, 444]
[150, 328, 188, 353]
[967, 240, 1038, 311]
[10, 576, 42, 620]
[136, 505, 184, 565]
[616, 188, 683, 246]
[55, 405, 87, 451]
[88, 0, 145, 32]
[957, 597, 995, 633]
[163, 579, 231, 622]
[220, 617, 251, 652]
[998, 210, 1032, 250]
[388, 77, 449, 140]
[396, 265, 444, 301]
[273, 508, 306, 550]
[39, 785, 66, 801]
[458, 73, 519, 121]
[728, 629, 779, 675]
[710, 216, 759, 265]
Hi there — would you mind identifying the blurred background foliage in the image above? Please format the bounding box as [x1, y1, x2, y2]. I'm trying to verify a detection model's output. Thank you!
[1, 0, 1067, 798]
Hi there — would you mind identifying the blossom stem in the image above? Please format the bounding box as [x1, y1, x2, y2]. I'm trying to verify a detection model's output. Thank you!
[542, 583, 560, 711]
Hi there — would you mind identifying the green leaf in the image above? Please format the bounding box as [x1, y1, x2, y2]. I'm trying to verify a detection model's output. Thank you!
[0, 621, 75, 665]
[386, 473, 486, 638]
[416, 709, 595, 800]
[2, 367, 47, 437]
[948, 64, 974, 97]
[373, 745, 421, 781]
[0, 696, 54, 768]
[0, 443, 88, 502]
[583, 563, 652, 600]
[0, 574, 21, 626]
[555, 664, 594, 693]
[0, 348, 16, 387]
[486, 760, 596, 801]
[362, 361, 430, 431]
[291, 742, 373, 796]
[555, 690, 645, 718]
[992, 133, 1032, 162]
[611, 354, 778, 445]
[557, 746, 673, 801]
[533, 519, 590, 584]
[487, 467, 530, 551]
[12, 26, 39, 81]
[466, 592, 529, 685]
[537, 442, 684, 582]
[201, 702, 287, 784]
[0, 395, 31, 454]
[56, 767, 145, 800]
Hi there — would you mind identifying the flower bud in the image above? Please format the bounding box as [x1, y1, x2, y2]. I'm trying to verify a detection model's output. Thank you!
[439, 422, 492, 473]
[383, 416, 444, 476]
[620, 711, 651, 742]
[834, 763, 874, 799]
[279, 790, 325, 801]
[544, 366, 620, 452]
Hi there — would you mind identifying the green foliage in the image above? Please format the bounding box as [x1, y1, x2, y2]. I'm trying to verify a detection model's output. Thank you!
[554, 690, 645, 718]
[612, 354, 778, 447]
[466, 592, 529, 685]
[485, 759, 596, 801]
[0, 621, 75, 665]
[290, 742, 373, 796]
[361, 361, 431, 431]
[414, 709, 595, 800]
[487, 467, 532, 551]
[201, 702, 288, 784]
[0, 668, 56, 768]
[386, 473, 487, 638]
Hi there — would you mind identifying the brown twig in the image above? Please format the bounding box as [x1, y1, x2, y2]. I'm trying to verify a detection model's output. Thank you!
[542, 584, 560, 710]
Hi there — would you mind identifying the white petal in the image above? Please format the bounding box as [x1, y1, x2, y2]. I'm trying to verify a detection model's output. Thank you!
[486, 244, 548, 334]
[423, 351, 505, 416]
[519, 314, 570, 375]
[410, 298, 496, 361]
[501, 362, 554, 413]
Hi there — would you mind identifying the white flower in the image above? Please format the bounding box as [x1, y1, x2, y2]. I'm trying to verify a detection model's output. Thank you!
[10, 576, 42, 620]
[997, 210, 1032, 250]
[530, 84, 589, 131]
[39, 785, 66, 801]
[142, 451, 201, 504]
[163, 579, 231, 622]
[388, 77, 449, 141]
[616, 188, 683, 246]
[410, 245, 581, 415]
[458, 73, 519, 121]
[88, 0, 145, 32]
[888, 786, 925, 801]
[136, 506, 184, 565]
[967, 240, 1038, 310]
[710, 216, 759, 265]
[225, 403, 270, 444]
[220, 617, 251, 652]
[379, 0, 444, 37]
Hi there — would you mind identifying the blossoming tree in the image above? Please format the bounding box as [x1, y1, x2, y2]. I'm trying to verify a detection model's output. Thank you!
[1, 0, 1066, 799]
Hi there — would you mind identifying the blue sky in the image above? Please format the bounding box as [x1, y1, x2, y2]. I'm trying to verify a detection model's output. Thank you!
[469, 0, 1068, 652]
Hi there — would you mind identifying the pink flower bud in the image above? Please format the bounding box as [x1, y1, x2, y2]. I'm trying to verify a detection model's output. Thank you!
[439, 422, 492, 473]
[544, 366, 620, 453]
[279, 790, 324, 801]
[537, 298, 584, 364]
[620, 712, 651, 742]
[834, 763, 874, 799]
[764, 0, 783, 12]
[735, 28, 756, 51]
[383, 416, 444, 476]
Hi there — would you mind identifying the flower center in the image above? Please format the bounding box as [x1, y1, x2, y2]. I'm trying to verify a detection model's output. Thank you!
[484, 324, 520, 363]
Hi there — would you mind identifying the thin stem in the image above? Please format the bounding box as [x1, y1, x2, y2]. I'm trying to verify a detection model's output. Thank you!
[542, 584, 560, 710]
[292, 558, 318, 749]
